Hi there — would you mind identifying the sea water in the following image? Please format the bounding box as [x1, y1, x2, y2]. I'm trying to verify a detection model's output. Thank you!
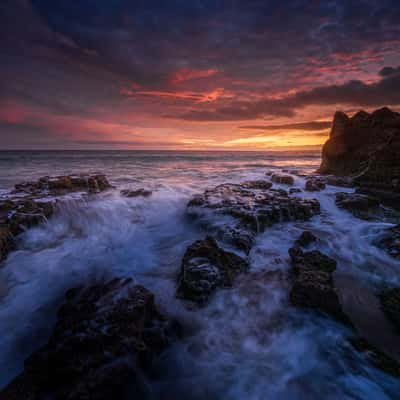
[0, 150, 399, 399]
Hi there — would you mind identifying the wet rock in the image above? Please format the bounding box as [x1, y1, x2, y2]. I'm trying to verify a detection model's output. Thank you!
[0, 175, 112, 263]
[326, 176, 354, 188]
[0, 277, 181, 400]
[349, 337, 400, 377]
[187, 182, 320, 253]
[271, 174, 294, 185]
[335, 192, 381, 220]
[289, 188, 302, 194]
[288, 247, 348, 322]
[121, 188, 152, 198]
[305, 177, 326, 192]
[319, 107, 400, 209]
[380, 287, 400, 332]
[8, 201, 55, 236]
[13, 174, 111, 196]
[0, 225, 14, 262]
[295, 231, 317, 247]
[177, 236, 248, 304]
[374, 225, 400, 259]
[241, 180, 273, 190]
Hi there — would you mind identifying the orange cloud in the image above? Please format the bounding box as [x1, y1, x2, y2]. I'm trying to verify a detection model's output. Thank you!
[169, 67, 218, 84]
[120, 87, 226, 103]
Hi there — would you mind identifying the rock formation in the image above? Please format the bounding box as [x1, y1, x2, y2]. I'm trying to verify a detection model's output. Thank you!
[177, 236, 248, 304]
[120, 188, 152, 198]
[319, 107, 400, 208]
[187, 181, 320, 253]
[271, 174, 294, 185]
[288, 246, 348, 323]
[0, 174, 111, 264]
[0, 278, 181, 400]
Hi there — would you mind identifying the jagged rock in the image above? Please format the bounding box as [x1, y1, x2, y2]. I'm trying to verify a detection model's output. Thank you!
[8, 200, 55, 236]
[305, 177, 326, 192]
[177, 236, 248, 304]
[288, 247, 348, 322]
[374, 225, 400, 259]
[335, 192, 381, 220]
[319, 107, 400, 209]
[187, 182, 320, 253]
[121, 188, 152, 198]
[13, 174, 111, 196]
[295, 231, 317, 247]
[349, 337, 400, 377]
[0, 278, 181, 400]
[380, 287, 400, 332]
[271, 174, 294, 185]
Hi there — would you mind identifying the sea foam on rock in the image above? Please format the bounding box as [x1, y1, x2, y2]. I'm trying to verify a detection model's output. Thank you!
[177, 236, 248, 304]
[187, 182, 320, 254]
[0, 174, 112, 263]
[0, 277, 181, 400]
[374, 225, 400, 259]
[14, 174, 111, 196]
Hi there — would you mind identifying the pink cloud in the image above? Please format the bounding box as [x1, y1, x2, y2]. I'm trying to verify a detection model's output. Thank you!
[169, 68, 218, 84]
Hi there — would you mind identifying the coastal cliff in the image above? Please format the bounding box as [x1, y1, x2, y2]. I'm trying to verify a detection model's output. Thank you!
[319, 107, 400, 207]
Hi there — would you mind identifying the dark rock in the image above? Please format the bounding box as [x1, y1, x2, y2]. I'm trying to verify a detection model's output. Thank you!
[177, 236, 248, 304]
[0, 175, 112, 263]
[288, 247, 348, 322]
[0, 278, 181, 400]
[305, 177, 326, 192]
[8, 201, 55, 236]
[295, 231, 317, 247]
[335, 192, 381, 220]
[349, 337, 400, 377]
[0, 225, 14, 262]
[374, 225, 400, 259]
[241, 180, 273, 190]
[380, 287, 400, 332]
[326, 176, 354, 188]
[319, 107, 400, 209]
[121, 188, 152, 198]
[271, 174, 294, 185]
[187, 182, 320, 253]
[13, 174, 111, 196]
[289, 188, 302, 194]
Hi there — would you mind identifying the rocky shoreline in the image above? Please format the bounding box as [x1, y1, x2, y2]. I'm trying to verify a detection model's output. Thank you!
[1, 108, 400, 397]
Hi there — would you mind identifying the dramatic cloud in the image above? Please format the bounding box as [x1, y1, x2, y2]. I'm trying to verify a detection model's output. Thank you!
[177, 67, 400, 121]
[240, 121, 332, 131]
[1, 0, 400, 149]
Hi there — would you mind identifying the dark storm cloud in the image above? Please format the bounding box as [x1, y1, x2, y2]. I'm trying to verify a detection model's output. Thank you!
[178, 65, 400, 121]
[240, 121, 332, 131]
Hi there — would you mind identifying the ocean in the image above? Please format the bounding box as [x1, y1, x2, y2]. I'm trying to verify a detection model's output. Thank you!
[0, 150, 399, 399]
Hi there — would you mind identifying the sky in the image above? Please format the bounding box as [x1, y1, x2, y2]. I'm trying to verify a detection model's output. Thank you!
[1, 0, 400, 150]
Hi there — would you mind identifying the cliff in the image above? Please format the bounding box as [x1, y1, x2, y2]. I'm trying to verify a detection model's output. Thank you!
[319, 107, 400, 207]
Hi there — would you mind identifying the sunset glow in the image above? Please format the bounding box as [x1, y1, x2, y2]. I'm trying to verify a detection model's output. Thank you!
[1, 1, 400, 150]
